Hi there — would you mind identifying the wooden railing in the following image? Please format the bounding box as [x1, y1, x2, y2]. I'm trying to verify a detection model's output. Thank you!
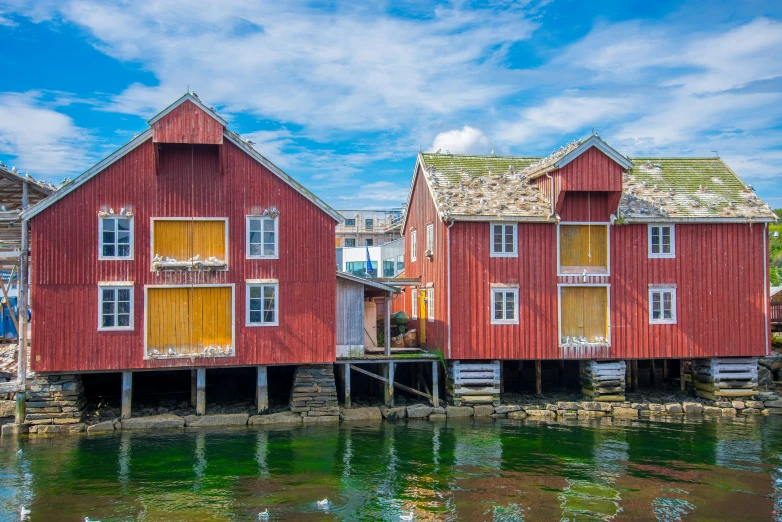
[772, 303, 782, 324]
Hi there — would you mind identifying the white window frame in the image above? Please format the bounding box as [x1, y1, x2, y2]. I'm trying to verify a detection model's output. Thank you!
[411, 288, 418, 319]
[97, 282, 134, 331]
[344, 238, 356, 248]
[426, 223, 434, 253]
[490, 222, 518, 258]
[556, 222, 611, 277]
[649, 284, 677, 324]
[648, 224, 675, 258]
[246, 216, 279, 259]
[490, 285, 519, 325]
[246, 281, 279, 327]
[426, 286, 434, 322]
[411, 229, 417, 261]
[344, 218, 355, 227]
[99, 215, 134, 260]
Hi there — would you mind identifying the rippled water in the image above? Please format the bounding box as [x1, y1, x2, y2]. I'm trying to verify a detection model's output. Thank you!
[1, 415, 781, 521]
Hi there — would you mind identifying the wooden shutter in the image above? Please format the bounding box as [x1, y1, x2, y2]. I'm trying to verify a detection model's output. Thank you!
[560, 286, 608, 340]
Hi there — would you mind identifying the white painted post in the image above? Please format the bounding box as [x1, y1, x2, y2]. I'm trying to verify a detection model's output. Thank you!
[431, 360, 439, 406]
[344, 363, 352, 409]
[256, 366, 268, 414]
[196, 368, 206, 416]
[121, 371, 132, 419]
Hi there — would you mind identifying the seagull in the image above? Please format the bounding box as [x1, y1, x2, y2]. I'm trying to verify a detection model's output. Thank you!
[16, 448, 22, 456]
[109, 208, 115, 214]
[317, 498, 329, 507]
[151, 349, 160, 356]
[258, 510, 269, 519]
[168, 348, 176, 356]
[119, 208, 125, 215]
[400, 512, 414, 521]
[19, 506, 30, 519]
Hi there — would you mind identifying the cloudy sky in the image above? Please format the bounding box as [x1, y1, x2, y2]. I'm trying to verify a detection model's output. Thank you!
[0, 0, 781, 209]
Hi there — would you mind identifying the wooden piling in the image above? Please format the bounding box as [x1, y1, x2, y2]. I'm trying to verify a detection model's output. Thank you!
[680, 359, 685, 391]
[15, 391, 25, 425]
[256, 366, 269, 414]
[121, 371, 132, 419]
[190, 369, 197, 407]
[559, 360, 566, 388]
[625, 360, 631, 392]
[650, 359, 657, 386]
[632, 360, 639, 391]
[431, 361, 439, 406]
[343, 363, 351, 408]
[662, 359, 668, 379]
[535, 360, 542, 395]
[196, 368, 206, 416]
[384, 362, 395, 406]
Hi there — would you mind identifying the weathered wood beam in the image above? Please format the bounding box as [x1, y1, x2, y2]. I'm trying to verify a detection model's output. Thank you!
[384, 362, 395, 406]
[256, 366, 268, 414]
[431, 361, 439, 407]
[190, 369, 197, 407]
[680, 360, 686, 391]
[121, 371, 132, 419]
[196, 368, 206, 416]
[632, 360, 639, 391]
[343, 363, 351, 409]
[535, 360, 542, 395]
[650, 359, 657, 386]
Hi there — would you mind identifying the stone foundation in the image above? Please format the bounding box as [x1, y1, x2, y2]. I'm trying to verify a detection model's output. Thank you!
[289, 364, 339, 420]
[25, 374, 86, 434]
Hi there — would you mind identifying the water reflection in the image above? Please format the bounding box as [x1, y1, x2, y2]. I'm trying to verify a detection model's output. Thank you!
[0, 416, 779, 520]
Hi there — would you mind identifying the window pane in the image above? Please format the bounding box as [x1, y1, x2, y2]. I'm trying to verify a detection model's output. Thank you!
[118, 301, 130, 314]
[117, 289, 130, 301]
[651, 227, 660, 253]
[662, 228, 671, 254]
[250, 244, 262, 256]
[117, 219, 130, 232]
[505, 292, 515, 319]
[263, 231, 274, 245]
[249, 231, 261, 245]
[263, 219, 274, 232]
[103, 218, 116, 231]
[263, 286, 275, 300]
[652, 293, 661, 319]
[249, 286, 262, 299]
[263, 310, 275, 323]
[117, 231, 130, 244]
[249, 298, 261, 311]
[102, 301, 114, 315]
[250, 219, 261, 231]
[102, 245, 115, 257]
[250, 310, 262, 323]
[663, 292, 673, 319]
[117, 314, 130, 327]
[103, 231, 115, 244]
[102, 289, 115, 301]
[504, 226, 513, 252]
[102, 315, 115, 328]
[118, 245, 130, 257]
[263, 244, 275, 256]
[494, 292, 503, 319]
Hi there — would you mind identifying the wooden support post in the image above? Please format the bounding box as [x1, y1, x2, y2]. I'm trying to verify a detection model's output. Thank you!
[384, 362, 395, 406]
[385, 296, 391, 357]
[256, 366, 268, 414]
[662, 359, 668, 379]
[17, 217, 28, 423]
[431, 360, 439, 407]
[15, 391, 25, 425]
[632, 360, 639, 392]
[196, 368, 206, 416]
[343, 363, 351, 409]
[500, 362, 505, 393]
[190, 369, 197, 407]
[121, 371, 132, 420]
[559, 360, 566, 388]
[680, 359, 686, 392]
[650, 359, 657, 386]
[535, 360, 542, 395]
[625, 360, 632, 392]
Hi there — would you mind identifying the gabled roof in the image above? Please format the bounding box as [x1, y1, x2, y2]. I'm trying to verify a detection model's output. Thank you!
[22, 95, 343, 223]
[147, 92, 227, 126]
[401, 153, 553, 229]
[618, 158, 775, 222]
[402, 147, 775, 224]
[522, 134, 634, 178]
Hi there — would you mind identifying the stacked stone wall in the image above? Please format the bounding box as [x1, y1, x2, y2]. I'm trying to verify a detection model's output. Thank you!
[290, 365, 339, 423]
[25, 374, 86, 434]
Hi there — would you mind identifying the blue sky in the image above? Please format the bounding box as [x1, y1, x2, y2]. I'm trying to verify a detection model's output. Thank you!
[1, 0, 781, 209]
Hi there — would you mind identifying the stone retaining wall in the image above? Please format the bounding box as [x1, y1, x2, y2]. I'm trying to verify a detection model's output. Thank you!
[289, 364, 339, 423]
[24, 374, 87, 434]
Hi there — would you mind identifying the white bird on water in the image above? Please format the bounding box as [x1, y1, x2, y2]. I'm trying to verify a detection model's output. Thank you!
[258, 510, 269, 519]
[317, 498, 329, 507]
[16, 448, 22, 456]
[19, 506, 31, 519]
[400, 512, 414, 521]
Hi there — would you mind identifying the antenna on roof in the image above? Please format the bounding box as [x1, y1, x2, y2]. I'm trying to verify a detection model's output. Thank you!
[591, 127, 595, 135]
[712, 150, 719, 157]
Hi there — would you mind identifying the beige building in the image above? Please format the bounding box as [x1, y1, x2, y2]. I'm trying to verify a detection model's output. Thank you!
[335, 209, 402, 248]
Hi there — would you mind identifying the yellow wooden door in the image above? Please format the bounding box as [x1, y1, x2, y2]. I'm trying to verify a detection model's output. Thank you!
[560, 225, 607, 269]
[560, 286, 608, 341]
[153, 219, 226, 260]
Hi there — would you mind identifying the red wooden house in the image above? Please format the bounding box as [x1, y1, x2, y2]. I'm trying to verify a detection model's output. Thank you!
[397, 135, 775, 399]
[21, 93, 342, 415]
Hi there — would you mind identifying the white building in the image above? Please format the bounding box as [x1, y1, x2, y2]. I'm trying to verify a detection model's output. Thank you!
[337, 238, 404, 278]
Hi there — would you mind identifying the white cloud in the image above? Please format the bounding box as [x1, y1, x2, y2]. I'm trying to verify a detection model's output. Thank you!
[0, 91, 93, 177]
[335, 181, 408, 207]
[431, 126, 489, 154]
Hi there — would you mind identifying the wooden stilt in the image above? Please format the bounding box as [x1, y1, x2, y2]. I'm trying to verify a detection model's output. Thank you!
[500, 362, 505, 393]
[632, 360, 639, 391]
[625, 360, 631, 392]
[15, 392, 25, 425]
[650, 359, 657, 386]
[535, 360, 542, 395]
[680, 359, 686, 391]
[384, 362, 395, 406]
[196, 368, 206, 416]
[121, 371, 132, 420]
[559, 360, 566, 388]
[662, 359, 668, 379]
[256, 366, 268, 414]
[431, 361, 439, 407]
[190, 369, 197, 407]
[344, 363, 352, 409]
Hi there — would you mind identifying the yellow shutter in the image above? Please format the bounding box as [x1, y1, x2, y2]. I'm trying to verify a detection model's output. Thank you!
[560, 225, 608, 269]
[153, 219, 226, 260]
[560, 286, 608, 341]
[146, 286, 233, 356]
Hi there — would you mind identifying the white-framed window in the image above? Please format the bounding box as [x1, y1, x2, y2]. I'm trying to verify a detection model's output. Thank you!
[411, 229, 417, 261]
[426, 223, 434, 253]
[411, 289, 418, 319]
[426, 286, 434, 322]
[98, 284, 134, 330]
[246, 282, 278, 326]
[365, 219, 374, 230]
[99, 216, 133, 259]
[345, 218, 355, 227]
[491, 287, 519, 324]
[649, 224, 675, 258]
[649, 285, 676, 324]
[490, 223, 517, 257]
[366, 238, 373, 246]
[247, 216, 278, 259]
[345, 238, 356, 247]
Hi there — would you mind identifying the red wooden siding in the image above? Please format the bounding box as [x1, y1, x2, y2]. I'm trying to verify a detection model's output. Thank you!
[152, 100, 224, 145]
[401, 166, 448, 353]
[558, 192, 616, 222]
[554, 147, 623, 192]
[30, 137, 336, 372]
[450, 222, 559, 359]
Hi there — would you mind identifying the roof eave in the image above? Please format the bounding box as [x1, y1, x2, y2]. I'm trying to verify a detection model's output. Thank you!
[147, 93, 228, 126]
[621, 216, 776, 224]
[445, 214, 556, 223]
[555, 135, 634, 170]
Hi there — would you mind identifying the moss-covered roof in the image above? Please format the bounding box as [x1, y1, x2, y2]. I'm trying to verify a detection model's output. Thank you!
[417, 152, 775, 222]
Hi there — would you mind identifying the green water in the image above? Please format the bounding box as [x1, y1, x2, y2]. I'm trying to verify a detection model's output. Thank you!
[2, 416, 781, 521]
